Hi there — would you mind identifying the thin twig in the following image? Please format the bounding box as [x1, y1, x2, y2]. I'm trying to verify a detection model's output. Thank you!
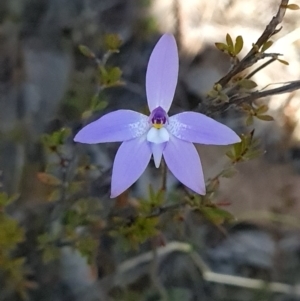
[150, 240, 169, 301]
[245, 58, 277, 79]
[215, 0, 288, 88]
[205, 80, 300, 116]
[99, 241, 300, 297]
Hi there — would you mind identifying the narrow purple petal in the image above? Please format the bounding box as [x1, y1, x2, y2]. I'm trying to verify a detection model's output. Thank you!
[168, 112, 241, 145]
[163, 136, 205, 194]
[146, 34, 179, 113]
[74, 110, 149, 144]
[111, 136, 152, 198]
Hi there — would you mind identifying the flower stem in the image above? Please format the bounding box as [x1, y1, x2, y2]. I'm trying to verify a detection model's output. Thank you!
[160, 159, 167, 192]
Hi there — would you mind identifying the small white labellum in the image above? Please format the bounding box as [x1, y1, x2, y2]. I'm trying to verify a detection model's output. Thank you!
[147, 127, 169, 144]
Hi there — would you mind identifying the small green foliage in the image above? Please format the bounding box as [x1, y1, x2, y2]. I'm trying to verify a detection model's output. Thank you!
[261, 40, 273, 52]
[238, 78, 257, 89]
[82, 93, 108, 119]
[235, 36, 244, 55]
[0, 217, 24, 250]
[282, 3, 300, 10]
[0, 192, 19, 207]
[199, 206, 234, 225]
[226, 130, 263, 162]
[226, 33, 234, 50]
[215, 34, 244, 57]
[0, 194, 27, 298]
[37, 233, 61, 262]
[41, 128, 71, 150]
[99, 66, 123, 88]
[277, 58, 289, 65]
[112, 216, 159, 249]
[78, 45, 95, 59]
[41, 244, 61, 263]
[104, 34, 122, 53]
[220, 166, 238, 178]
[139, 185, 165, 214]
[75, 236, 98, 264]
[241, 103, 274, 125]
[207, 84, 229, 103]
[256, 114, 274, 121]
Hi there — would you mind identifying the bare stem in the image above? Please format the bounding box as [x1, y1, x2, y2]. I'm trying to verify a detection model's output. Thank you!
[161, 159, 167, 192]
[150, 240, 169, 301]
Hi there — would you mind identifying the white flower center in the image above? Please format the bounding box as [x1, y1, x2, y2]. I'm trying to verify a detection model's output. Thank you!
[147, 127, 169, 144]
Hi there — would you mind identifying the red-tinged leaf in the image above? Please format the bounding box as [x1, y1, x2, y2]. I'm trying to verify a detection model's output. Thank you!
[37, 173, 62, 186]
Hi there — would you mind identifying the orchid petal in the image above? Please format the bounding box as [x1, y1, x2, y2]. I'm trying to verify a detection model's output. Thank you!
[150, 142, 166, 168]
[147, 127, 169, 144]
[74, 110, 149, 144]
[163, 136, 205, 194]
[111, 136, 151, 197]
[146, 34, 179, 112]
[168, 112, 241, 145]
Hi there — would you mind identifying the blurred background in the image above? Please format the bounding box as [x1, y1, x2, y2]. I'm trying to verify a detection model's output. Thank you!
[1, 0, 300, 300]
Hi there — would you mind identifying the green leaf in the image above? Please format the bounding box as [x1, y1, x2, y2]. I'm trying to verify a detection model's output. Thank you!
[78, 45, 95, 58]
[104, 34, 122, 52]
[207, 89, 219, 98]
[226, 150, 235, 160]
[200, 206, 234, 225]
[234, 35, 243, 54]
[215, 42, 228, 52]
[240, 103, 253, 111]
[286, 3, 300, 10]
[218, 92, 229, 102]
[256, 104, 269, 114]
[116, 217, 159, 249]
[261, 40, 273, 52]
[42, 245, 60, 263]
[90, 94, 108, 113]
[256, 114, 274, 121]
[277, 58, 289, 65]
[221, 167, 238, 178]
[238, 79, 257, 89]
[99, 66, 123, 87]
[81, 110, 92, 119]
[226, 33, 234, 49]
[41, 128, 71, 148]
[0, 217, 25, 249]
[245, 115, 254, 126]
[47, 189, 61, 202]
[0, 192, 11, 207]
[76, 236, 98, 264]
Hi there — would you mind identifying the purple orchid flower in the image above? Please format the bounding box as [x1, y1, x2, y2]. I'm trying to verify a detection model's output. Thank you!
[74, 34, 241, 198]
